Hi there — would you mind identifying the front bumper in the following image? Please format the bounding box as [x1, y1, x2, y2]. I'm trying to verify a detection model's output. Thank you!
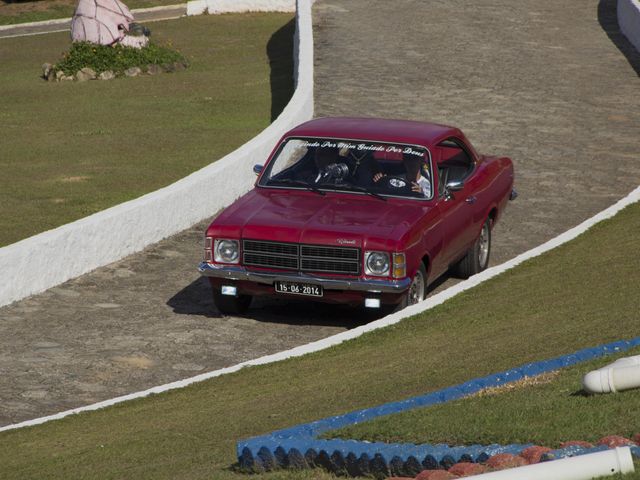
[198, 262, 412, 293]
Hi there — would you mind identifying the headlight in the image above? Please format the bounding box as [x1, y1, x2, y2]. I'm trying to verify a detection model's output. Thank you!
[365, 251, 390, 276]
[214, 239, 239, 264]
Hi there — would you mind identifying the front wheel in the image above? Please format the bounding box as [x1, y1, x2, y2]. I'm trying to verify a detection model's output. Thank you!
[453, 218, 492, 279]
[406, 263, 427, 306]
[387, 262, 427, 313]
[212, 290, 252, 315]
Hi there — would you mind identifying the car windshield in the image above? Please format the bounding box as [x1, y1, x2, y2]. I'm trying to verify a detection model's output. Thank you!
[258, 137, 433, 200]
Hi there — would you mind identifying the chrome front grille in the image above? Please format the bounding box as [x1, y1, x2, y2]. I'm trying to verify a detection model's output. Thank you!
[300, 245, 359, 260]
[300, 244, 359, 274]
[243, 240, 299, 270]
[243, 240, 360, 275]
[243, 240, 298, 256]
[300, 258, 359, 274]
[244, 253, 299, 269]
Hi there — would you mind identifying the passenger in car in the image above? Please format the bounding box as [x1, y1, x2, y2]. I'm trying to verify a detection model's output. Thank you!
[403, 154, 432, 197]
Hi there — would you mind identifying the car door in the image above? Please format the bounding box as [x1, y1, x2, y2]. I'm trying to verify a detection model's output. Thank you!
[434, 138, 479, 266]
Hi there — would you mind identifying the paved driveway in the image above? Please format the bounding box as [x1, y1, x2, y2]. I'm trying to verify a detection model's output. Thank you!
[1, 0, 639, 427]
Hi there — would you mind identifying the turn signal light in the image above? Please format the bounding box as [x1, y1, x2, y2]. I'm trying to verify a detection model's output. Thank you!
[204, 236, 213, 262]
[392, 253, 406, 278]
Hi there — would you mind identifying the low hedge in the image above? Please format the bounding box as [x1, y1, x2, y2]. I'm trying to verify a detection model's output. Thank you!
[53, 41, 187, 76]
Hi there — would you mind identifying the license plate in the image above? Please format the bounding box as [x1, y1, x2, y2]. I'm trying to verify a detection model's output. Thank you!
[274, 281, 323, 297]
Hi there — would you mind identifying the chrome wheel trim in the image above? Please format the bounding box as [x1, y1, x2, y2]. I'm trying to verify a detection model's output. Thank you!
[478, 221, 490, 268]
[407, 269, 425, 305]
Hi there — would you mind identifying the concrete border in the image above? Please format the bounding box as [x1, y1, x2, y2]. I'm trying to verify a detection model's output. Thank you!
[206, 0, 295, 14]
[618, 0, 640, 52]
[0, 17, 70, 31]
[0, 4, 187, 32]
[0, 0, 314, 308]
[1, 184, 638, 433]
[188, 0, 296, 16]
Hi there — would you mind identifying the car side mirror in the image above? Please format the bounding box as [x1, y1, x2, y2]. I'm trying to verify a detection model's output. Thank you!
[253, 164, 264, 176]
[443, 180, 464, 201]
[446, 180, 464, 191]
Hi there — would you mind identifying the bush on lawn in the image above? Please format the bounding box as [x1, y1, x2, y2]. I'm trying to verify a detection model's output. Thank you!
[53, 41, 187, 77]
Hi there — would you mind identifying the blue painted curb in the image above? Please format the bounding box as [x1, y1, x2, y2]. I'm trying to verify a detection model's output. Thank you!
[237, 337, 640, 476]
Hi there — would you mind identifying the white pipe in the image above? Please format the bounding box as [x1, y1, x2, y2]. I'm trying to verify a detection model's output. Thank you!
[460, 447, 634, 480]
[603, 355, 640, 370]
[583, 364, 640, 394]
[583, 355, 640, 394]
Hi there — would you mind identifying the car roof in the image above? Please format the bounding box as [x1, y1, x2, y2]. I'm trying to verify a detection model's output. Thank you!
[284, 117, 463, 149]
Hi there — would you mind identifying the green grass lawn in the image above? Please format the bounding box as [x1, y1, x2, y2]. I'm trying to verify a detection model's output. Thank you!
[0, 195, 637, 480]
[0, 12, 294, 247]
[326, 347, 640, 448]
[0, 0, 181, 26]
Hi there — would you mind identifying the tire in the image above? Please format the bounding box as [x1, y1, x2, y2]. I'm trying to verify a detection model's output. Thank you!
[453, 218, 491, 279]
[390, 262, 428, 312]
[212, 290, 252, 315]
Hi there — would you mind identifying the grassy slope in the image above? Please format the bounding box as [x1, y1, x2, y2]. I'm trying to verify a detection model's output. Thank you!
[0, 196, 637, 479]
[0, 0, 180, 26]
[328, 347, 640, 447]
[0, 12, 294, 246]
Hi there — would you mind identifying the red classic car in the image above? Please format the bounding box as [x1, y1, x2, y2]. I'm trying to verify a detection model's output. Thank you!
[199, 117, 516, 314]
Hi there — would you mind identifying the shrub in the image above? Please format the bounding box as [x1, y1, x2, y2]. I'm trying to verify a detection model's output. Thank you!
[53, 41, 187, 76]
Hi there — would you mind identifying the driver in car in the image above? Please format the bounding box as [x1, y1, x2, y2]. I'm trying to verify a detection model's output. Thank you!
[313, 147, 384, 187]
[297, 147, 381, 187]
[313, 147, 346, 182]
[290, 147, 344, 184]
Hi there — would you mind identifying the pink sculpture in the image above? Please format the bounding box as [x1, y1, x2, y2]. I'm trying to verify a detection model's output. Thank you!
[71, 0, 149, 48]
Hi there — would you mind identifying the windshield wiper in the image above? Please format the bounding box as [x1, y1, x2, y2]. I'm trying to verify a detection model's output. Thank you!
[270, 178, 326, 196]
[342, 184, 387, 201]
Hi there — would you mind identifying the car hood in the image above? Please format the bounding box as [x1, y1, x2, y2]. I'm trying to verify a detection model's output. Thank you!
[212, 188, 429, 249]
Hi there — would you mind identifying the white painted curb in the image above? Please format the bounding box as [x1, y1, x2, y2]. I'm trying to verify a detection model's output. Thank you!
[0, 0, 313, 308]
[187, 1, 295, 17]
[0, 16, 69, 31]
[0, 4, 186, 32]
[618, 0, 640, 53]
[187, 0, 207, 16]
[2, 185, 638, 433]
[207, 0, 295, 14]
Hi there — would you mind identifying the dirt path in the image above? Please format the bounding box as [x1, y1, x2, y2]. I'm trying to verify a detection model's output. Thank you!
[1, 0, 639, 427]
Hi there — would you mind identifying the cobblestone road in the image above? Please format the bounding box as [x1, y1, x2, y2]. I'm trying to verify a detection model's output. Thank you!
[313, 0, 640, 260]
[1, 0, 639, 427]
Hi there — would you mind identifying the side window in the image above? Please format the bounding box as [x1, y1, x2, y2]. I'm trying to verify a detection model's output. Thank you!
[436, 138, 474, 194]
